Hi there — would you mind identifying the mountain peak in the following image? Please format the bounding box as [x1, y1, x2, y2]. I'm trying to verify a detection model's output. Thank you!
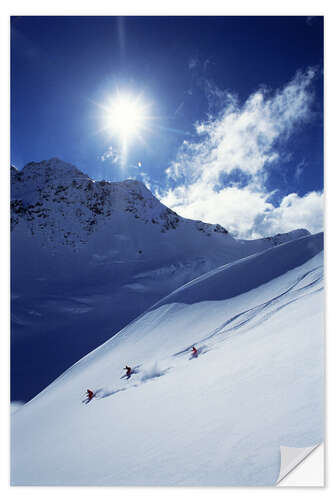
[21, 158, 89, 183]
[11, 158, 193, 247]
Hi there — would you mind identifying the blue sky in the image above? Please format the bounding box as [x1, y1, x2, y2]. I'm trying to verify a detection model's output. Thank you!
[11, 16, 323, 238]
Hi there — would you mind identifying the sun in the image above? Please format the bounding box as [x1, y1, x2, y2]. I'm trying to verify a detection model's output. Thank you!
[106, 93, 147, 142]
[99, 90, 151, 167]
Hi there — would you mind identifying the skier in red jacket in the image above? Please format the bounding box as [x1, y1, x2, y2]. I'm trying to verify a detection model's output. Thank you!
[192, 346, 198, 357]
[87, 389, 94, 400]
[124, 365, 132, 378]
[83, 389, 94, 404]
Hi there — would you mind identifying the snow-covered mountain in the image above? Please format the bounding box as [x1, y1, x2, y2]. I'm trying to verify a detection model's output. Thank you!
[11, 157, 230, 247]
[11, 158, 310, 402]
[11, 232, 324, 486]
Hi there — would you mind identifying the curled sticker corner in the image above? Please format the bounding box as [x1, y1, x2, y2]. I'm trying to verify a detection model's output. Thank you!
[276, 443, 321, 484]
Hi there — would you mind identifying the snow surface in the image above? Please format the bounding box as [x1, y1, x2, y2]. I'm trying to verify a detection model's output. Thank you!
[11, 158, 309, 402]
[11, 232, 324, 486]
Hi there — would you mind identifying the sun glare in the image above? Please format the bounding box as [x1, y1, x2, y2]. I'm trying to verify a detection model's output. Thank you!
[106, 94, 147, 141]
[100, 91, 152, 167]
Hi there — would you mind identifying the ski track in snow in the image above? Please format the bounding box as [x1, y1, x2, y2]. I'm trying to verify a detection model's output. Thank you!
[90, 263, 323, 402]
[201, 266, 323, 345]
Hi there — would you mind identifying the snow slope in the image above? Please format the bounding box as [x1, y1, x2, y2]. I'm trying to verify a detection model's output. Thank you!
[11, 232, 324, 486]
[11, 158, 309, 402]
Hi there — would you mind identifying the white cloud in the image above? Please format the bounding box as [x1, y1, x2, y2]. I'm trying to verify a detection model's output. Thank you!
[161, 183, 323, 239]
[167, 68, 316, 183]
[161, 183, 272, 237]
[160, 68, 323, 238]
[255, 191, 324, 237]
[100, 146, 120, 164]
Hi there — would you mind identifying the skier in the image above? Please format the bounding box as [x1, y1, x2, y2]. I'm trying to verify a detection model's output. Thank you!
[124, 365, 132, 378]
[83, 389, 94, 404]
[192, 346, 198, 357]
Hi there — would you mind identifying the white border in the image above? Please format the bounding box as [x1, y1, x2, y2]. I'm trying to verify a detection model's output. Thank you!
[1, 1, 331, 498]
